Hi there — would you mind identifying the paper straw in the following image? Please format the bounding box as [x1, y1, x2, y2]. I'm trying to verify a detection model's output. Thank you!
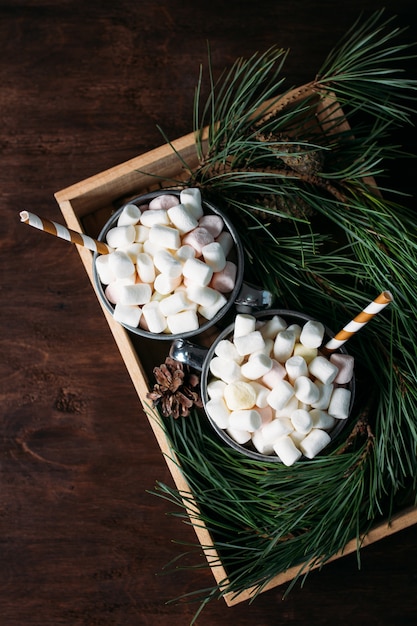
[323, 291, 394, 352]
[20, 210, 113, 255]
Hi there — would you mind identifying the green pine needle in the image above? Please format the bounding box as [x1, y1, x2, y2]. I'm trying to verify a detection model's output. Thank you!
[143, 9, 417, 617]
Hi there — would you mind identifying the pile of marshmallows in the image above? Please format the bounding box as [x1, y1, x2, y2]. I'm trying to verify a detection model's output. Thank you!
[95, 189, 237, 335]
[206, 313, 354, 466]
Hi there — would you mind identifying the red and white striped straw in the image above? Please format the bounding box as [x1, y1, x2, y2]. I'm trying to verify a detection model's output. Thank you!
[323, 290, 394, 352]
[20, 210, 113, 255]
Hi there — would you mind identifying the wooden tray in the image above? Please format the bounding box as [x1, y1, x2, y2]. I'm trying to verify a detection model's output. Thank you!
[55, 86, 417, 606]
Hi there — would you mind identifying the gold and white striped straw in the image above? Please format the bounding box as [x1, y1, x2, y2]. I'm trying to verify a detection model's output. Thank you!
[323, 290, 394, 352]
[20, 210, 113, 255]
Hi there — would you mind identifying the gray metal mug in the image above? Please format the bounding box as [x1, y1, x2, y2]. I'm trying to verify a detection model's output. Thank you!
[170, 309, 356, 463]
[93, 189, 272, 340]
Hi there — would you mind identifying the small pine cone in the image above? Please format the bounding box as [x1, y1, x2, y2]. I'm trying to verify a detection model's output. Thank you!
[147, 357, 203, 419]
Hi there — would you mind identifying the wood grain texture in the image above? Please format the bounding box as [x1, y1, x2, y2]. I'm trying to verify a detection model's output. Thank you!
[1, 2, 416, 625]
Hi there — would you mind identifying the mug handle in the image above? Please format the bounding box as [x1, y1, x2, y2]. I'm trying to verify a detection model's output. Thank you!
[169, 338, 208, 371]
[235, 282, 273, 313]
[170, 283, 273, 369]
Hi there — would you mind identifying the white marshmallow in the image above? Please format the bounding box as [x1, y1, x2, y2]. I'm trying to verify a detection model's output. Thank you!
[240, 353, 273, 380]
[202, 242, 226, 273]
[261, 417, 294, 442]
[216, 230, 234, 256]
[257, 405, 274, 424]
[174, 289, 198, 311]
[167, 310, 199, 335]
[226, 427, 251, 445]
[149, 224, 181, 250]
[141, 301, 167, 333]
[153, 273, 182, 295]
[117, 203, 141, 226]
[224, 381, 257, 411]
[148, 194, 180, 210]
[119, 283, 152, 306]
[136, 252, 156, 283]
[210, 261, 237, 294]
[273, 436, 302, 466]
[173, 284, 190, 297]
[179, 188, 204, 219]
[273, 330, 296, 362]
[309, 409, 336, 430]
[299, 320, 325, 348]
[290, 430, 306, 446]
[186, 284, 220, 307]
[123, 242, 143, 262]
[106, 224, 136, 248]
[214, 339, 243, 363]
[233, 314, 256, 338]
[206, 379, 227, 400]
[310, 382, 333, 410]
[167, 203, 199, 234]
[139, 209, 170, 227]
[290, 409, 313, 434]
[328, 387, 351, 419]
[330, 353, 355, 384]
[293, 376, 320, 405]
[113, 303, 142, 328]
[143, 238, 163, 257]
[248, 382, 270, 408]
[234, 331, 265, 357]
[229, 409, 262, 432]
[108, 250, 136, 279]
[199, 214, 224, 238]
[209, 356, 242, 384]
[198, 293, 227, 320]
[121, 273, 138, 285]
[175, 245, 195, 262]
[275, 395, 299, 418]
[158, 291, 189, 317]
[252, 430, 275, 455]
[134, 224, 150, 243]
[120, 274, 137, 285]
[285, 355, 308, 383]
[308, 356, 339, 385]
[182, 257, 213, 286]
[259, 315, 287, 339]
[182, 227, 214, 255]
[205, 397, 231, 429]
[249, 337, 274, 359]
[267, 380, 294, 411]
[104, 282, 122, 304]
[287, 323, 302, 341]
[300, 429, 331, 459]
[153, 249, 183, 278]
[95, 254, 116, 285]
[293, 343, 318, 364]
[261, 359, 287, 389]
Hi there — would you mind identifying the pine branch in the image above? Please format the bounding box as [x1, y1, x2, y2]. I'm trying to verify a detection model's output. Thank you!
[143, 9, 417, 616]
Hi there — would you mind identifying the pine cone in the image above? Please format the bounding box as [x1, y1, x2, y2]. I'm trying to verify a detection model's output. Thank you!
[147, 357, 203, 419]
[254, 130, 324, 175]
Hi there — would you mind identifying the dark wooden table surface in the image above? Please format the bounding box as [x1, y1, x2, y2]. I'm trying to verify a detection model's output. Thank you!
[2, 1, 417, 625]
